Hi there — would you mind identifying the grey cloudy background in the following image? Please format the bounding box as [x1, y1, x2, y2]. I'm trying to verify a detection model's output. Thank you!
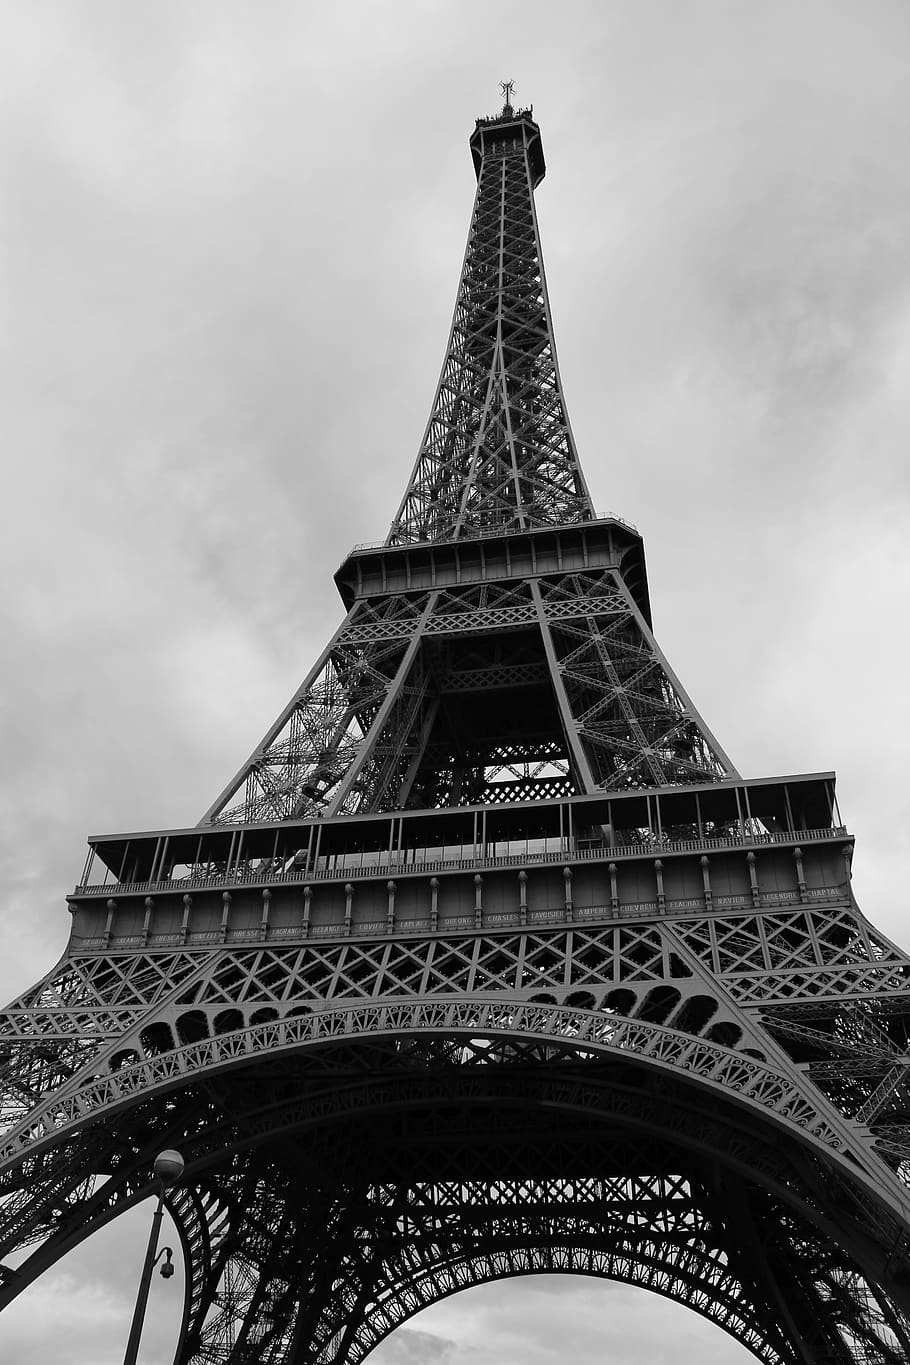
[1, 0, 909, 1359]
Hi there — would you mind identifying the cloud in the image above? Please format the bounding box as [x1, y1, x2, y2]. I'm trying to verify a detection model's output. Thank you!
[0, 1202, 183, 1365]
[371, 1278, 754, 1364]
[372, 1324, 458, 1365]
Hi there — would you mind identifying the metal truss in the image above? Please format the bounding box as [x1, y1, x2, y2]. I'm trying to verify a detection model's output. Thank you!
[204, 567, 733, 824]
[389, 107, 593, 544]
[2, 1012, 910, 1363]
[301, 1169, 789, 1364]
[5, 899, 910, 1164]
[201, 99, 735, 827]
[3, 99, 910, 1365]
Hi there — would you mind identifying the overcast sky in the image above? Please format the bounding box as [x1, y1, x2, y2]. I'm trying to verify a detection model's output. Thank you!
[2, 0, 910, 1360]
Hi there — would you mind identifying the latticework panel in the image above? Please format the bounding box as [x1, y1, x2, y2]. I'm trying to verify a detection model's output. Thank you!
[6, 906, 910, 1161]
[204, 592, 439, 825]
[5, 1053, 910, 1365]
[390, 112, 593, 544]
[541, 570, 732, 790]
[203, 563, 734, 823]
[295, 1171, 794, 1365]
[206, 643, 410, 825]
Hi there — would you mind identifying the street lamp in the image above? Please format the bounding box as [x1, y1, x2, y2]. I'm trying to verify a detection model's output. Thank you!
[122, 1149, 184, 1365]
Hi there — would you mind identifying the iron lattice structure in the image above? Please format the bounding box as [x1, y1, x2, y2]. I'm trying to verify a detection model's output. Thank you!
[3, 101, 910, 1364]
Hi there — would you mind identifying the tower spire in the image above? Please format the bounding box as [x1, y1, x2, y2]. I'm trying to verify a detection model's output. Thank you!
[389, 103, 594, 545]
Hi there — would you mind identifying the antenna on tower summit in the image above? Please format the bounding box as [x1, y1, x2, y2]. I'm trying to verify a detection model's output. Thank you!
[499, 79, 515, 115]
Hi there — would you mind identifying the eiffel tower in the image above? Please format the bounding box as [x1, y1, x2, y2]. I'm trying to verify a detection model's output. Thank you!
[3, 92, 910, 1365]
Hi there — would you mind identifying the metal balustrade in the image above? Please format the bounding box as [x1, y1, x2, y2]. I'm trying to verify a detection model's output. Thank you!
[74, 824, 848, 897]
[347, 514, 640, 556]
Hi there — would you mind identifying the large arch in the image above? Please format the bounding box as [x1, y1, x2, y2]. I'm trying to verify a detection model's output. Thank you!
[2, 1009, 910, 1363]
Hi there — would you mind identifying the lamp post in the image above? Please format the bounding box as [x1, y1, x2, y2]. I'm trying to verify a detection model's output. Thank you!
[122, 1149, 184, 1365]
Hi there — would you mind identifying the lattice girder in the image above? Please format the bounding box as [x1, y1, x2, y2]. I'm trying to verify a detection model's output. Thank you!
[390, 111, 593, 544]
[3, 1045, 910, 1364]
[320, 1183, 910, 1365]
[204, 560, 734, 823]
[9, 892, 910, 1159]
[9, 841, 910, 1360]
[4, 976, 910, 1272]
[302, 1182, 791, 1365]
[203, 601, 428, 825]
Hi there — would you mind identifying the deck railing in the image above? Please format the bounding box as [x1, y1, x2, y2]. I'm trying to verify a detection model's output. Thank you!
[74, 825, 848, 898]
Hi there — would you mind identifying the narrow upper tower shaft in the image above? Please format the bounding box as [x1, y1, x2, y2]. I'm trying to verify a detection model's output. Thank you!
[390, 102, 595, 544]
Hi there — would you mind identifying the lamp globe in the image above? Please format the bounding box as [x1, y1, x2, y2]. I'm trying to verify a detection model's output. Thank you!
[153, 1150, 184, 1186]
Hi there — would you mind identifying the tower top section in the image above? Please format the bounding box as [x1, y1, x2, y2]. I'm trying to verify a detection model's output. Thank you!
[389, 101, 591, 545]
[470, 104, 545, 187]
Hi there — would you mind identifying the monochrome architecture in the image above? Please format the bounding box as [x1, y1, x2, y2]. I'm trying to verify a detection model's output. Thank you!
[1, 99, 910, 1363]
